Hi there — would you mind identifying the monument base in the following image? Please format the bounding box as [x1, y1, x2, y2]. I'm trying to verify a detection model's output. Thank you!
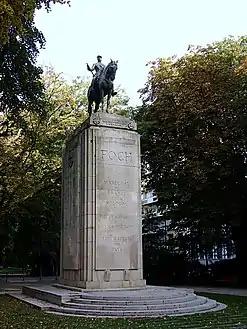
[9, 284, 226, 318]
[58, 278, 146, 289]
[60, 113, 145, 290]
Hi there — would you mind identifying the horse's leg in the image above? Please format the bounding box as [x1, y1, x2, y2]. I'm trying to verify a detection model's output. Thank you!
[106, 91, 112, 113]
[94, 102, 99, 113]
[88, 100, 92, 117]
[100, 87, 105, 112]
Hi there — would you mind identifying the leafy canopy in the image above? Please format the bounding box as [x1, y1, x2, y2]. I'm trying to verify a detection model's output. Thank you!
[0, 66, 132, 267]
[0, 0, 70, 134]
[0, 0, 70, 44]
[137, 36, 247, 254]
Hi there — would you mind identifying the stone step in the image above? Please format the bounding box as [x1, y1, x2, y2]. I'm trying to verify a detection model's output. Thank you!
[71, 294, 197, 305]
[48, 298, 218, 317]
[79, 289, 190, 301]
[64, 296, 207, 311]
[168, 302, 226, 317]
[7, 293, 57, 310]
[47, 302, 226, 319]
[9, 285, 226, 318]
[21, 285, 83, 305]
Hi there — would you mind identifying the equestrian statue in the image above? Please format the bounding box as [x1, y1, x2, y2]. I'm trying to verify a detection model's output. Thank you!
[86, 55, 118, 116]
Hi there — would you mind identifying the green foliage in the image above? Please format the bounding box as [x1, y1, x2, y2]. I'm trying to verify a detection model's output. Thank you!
[0, 0, 70, 45]
[142, 209, 196, 285]
[142, 209, 165, 283]
[142, 209, 166, 250]
[0, 66, 87, 267]
[0, 66, 131, 269]
[0, 0, 70, 135]
[0, 23, 46, 128]
[136, 36, 247, 282]
[109, 88, 132, 117]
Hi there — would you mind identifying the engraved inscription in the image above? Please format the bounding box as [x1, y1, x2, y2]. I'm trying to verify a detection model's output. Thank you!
[107, 190, 126, 196]
[100, 178, 131, 191]
[101, 137, 136, 145]
[101, 149, 132, 162]
[102, 224, 133, 229]
[105, 199, 127, 208]
[103, 120, 123, 127]
[98, 214, 128, 221]
[99, 235, 135, 242]
[96, 134, 140, 270]
[94, 116, 136, 130]
[112, 247, 123, 252]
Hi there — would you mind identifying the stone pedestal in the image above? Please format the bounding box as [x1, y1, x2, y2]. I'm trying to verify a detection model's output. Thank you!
[59, 112, 146, 289]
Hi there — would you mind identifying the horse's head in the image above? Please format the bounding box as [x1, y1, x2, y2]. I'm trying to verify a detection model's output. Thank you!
[105, 59, 118, 80]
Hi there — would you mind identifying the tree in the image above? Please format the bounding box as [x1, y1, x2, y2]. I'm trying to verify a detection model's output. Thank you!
[12, 182, 61, 275]
[136, 36, 247, 285]
[0, 1, 70, 134]
[0, 0, 70, 45]
[0, 66, 87, 266]
[0, 66, 132, 269]
[0, 66, 131, 222]
[142, 209, 165, 284]
[0, 24, 46, 130]
[109, 88, 132, 116]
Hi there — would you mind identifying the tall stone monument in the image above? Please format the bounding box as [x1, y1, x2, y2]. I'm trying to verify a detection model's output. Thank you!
[16, 57, 225, 318]
[59, 112, 146, 289]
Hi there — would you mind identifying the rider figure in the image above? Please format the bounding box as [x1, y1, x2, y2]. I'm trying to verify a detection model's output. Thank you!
[87, 55, 117, 96]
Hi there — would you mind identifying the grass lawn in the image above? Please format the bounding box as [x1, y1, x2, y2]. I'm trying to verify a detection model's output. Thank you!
[1, 293, 247, 329]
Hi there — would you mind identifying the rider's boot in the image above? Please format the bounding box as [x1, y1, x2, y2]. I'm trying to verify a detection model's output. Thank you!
[112, 89, 117, 96]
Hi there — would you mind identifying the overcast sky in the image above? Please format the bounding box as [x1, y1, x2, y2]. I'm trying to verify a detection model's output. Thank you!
[35, 0, 247, 105]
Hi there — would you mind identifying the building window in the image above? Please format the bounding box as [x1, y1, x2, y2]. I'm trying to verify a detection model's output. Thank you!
[222, 246, 228, 259]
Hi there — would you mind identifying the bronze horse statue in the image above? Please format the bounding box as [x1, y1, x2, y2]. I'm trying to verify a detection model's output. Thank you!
[87, 60, 118, 116]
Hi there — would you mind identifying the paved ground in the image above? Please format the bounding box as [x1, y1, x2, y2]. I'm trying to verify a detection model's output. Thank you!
[1, 279, 247, 298]
[192, 286, 247, 297]
[174, 286, 247, 297]
[0, 276, 57, 294]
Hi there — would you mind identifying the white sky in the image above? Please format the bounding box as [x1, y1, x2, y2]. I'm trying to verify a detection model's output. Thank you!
[35, 0, 247, 105]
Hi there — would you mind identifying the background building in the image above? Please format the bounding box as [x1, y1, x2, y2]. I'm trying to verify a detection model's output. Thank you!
[141, 190, 235, 265]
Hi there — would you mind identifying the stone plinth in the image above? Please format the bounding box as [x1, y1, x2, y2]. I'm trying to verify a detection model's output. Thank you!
[59, 112, 146, 289]
[12, 285, 226, 317]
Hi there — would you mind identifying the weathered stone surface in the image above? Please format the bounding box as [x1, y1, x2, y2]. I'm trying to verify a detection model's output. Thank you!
[59, 113, 145, 288]
[10, 285, 226, 318]
[16, 114, 227, 318]
[95, 127, 140, 270]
